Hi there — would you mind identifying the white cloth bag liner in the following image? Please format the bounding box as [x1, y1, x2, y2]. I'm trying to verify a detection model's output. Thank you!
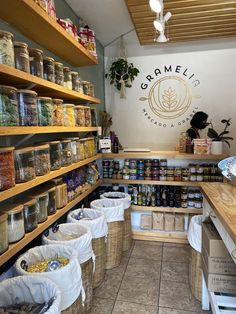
[0, 265, 14, 283]
[0, 275, 61, 314]
[90, 199, 124, 223]
[67, 208, 108, 239]
[15, 244, 82, 311]
[100, 192, 131, 210]
[187, 215, 205, 253]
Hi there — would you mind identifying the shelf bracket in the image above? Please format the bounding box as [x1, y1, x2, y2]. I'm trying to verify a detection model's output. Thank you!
[15, 134, 35, 147]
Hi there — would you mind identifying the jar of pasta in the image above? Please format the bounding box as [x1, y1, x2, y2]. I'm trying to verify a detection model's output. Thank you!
[78, 140, 86, 160]
[54, 62, 64, 86]
[43, 56, 55, 82]
[55, 183, 68, 209]
[37, 97, 53, 126]
[22, 198, 38, 233]
[17, 89, 38, 126]
[84, 106, 92, 127]
[34, 144, 50, 176]
[5, 204, 25, 243]
[75, 105, 85, 127]
[13, 41, 30, 73]
[0, 30, 14, 67]
[63, 67, 72, 90]
[0, 85, 19, 126]
[64, 104, 76, 126]
[14, 147, 36, 183]
[29, 48, 43, 78]
[0, 213, 8, 254]
[0, 147, 15, 191]
[52, 98, 64, 126]
[61, 139, 73, 166]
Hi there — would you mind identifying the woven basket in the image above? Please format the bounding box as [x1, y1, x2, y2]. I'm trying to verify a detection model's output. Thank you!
[123, 207, 133, 252]
[189, 247, 202, 301]
[106, 221, 123, 270]
[92, 236, 106, 288]
[80, 258, 93, 313]
[62, 293, 83, 314]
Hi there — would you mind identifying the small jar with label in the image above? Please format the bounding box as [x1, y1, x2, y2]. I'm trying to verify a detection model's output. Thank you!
[5, 204, 25, 243]
[0, 85, 19, 126]
[63, 67, 72, 89]
[159, 167, 167, 175]
[196, 174, 203, 182]
[54, 62, 64, 86]
[34, 144, 50, 176]
[189, 164, 196, 174]
[0, 30, 15, 67]
[48, 141, 62, 170]
[71, 71, 82, 92]
[167, 174, 174, 181]
[13, 41, 30, 73]
[188, 189, 195, 199]
[167, 167, 174, 175]
[47, 187, 56, 215]
[160, 159, 167, 167]
[84, 106, 92, 127]
[29, 48, 43, 78]
[22, 198, 37, 233]
[187, 199, 195, 208]
[144, 159, 152, 167]
[14, 147, 36, 183]
[61, 139, 73, 166]
[64, 104, 76, 126]
[181, 200, 188, 208]
[88, 82, 95, 97]
[0, 213, 8, 254]
[75, 106, 85, 127]
[152, 159, 159, 167]
[194, 198, 202, 209]
[190, 174, 197, 182]
[0, 147, 15, 191]
[159, 175, 167, 181]
[17, 89, 38, 126]
[196, 164, 204, 174]
[52, 98, 64, 126]
[43, 57, 55, 82]
[37, 97, 53, 126]
[82, 80, 90, 95]
[181, 191, 188, 200]
[33, 192, 48, 223]
[124, 159, 130, 167]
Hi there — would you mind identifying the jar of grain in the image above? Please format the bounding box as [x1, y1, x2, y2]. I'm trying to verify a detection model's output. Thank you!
[0, 30, 14, 67]
[33, 192, 48, 223]
[47, 140, 62, 170]
[54, 62, 64, 86]
[63, 67, 72, 90]
[22, 198, 38, 233]
[13, 41, 30, 73]
[64, 104, 76, 126]
[37, 96, 53, 126]
[0, 85, 19, 126]
[84, 106, 91, 127]
[75, 105, 85, 127]
[52, 98, 64, 126]
[0, 213, 8, 254]
[17, 89, 38, 126]
[29, 48, 43, 78]
[5, 204, 25, 243]
[14, 147, 36, 183]
[43, 57, 55, 82]
[34, 144, 50, 176]
[61, 140, 73, 166]
[0, 147, 15, 191]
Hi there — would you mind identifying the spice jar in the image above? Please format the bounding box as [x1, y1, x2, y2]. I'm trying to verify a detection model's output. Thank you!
[13, 41, 30, 73]
[54, 62, 64, 86]
[75, 105, 85, 127]
[55, 183, 68, 209]
[0, 147, 15, 191]
[22, 198, 37, 233]
[189, 164, 196, 174]
[160, 159, 167, 167]
[48, 141, 62, 170]
[14, 147, 36, 183]
[61, 139, 73, 166]
[0, 213, 8, 254]
[82, 80, 90, 95]
[64, 104, 76, 126]
[0, 85, 19, 126]
[17, 89, 38, 126]
[43, 56, 55, 82]
[37, 97, 53, 126]
[71, 71, 82, 92]
[63, 67, 72, 89]
[34, 144, 50, 176]
[33, 192, 48, 223]
[0, 30, 15, 67]
[47, 187, 56, 215]
[84, 106, 92, 127]
[29, 48, 43, 78]
[5, 204, 25, 243]
[52, 98, 64, 126]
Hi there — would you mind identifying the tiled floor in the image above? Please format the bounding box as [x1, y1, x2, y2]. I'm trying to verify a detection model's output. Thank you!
[91, 240, 212, 314]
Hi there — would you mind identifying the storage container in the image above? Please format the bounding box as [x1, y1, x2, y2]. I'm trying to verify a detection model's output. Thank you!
[63, 67, 72, 90]
[0, 147, 15, 191]
[33, 191, 48, 223]
[64, 104, 76, 126]
[90, 108, 97, 126]
[0, 85, 19, 126]
[84, 106, 92, 127]
[75, 105, 85, 127]
[82, 80, 90, 95]
[43, 56, 55, 82]
[14, 147, 36, 183]
[71, 71, 82, 92]
[13, 41, 30, 73]
[0, 30, 14, 67]
[78, 139, 86, 160]
[55, 183, 68, 209]
[52, 98, 64, 126]
[48, 140, 62, 170]
[22, 198, 38, 233]
[54, 62, 64, 86]
[17, 89, 38, 126]
[37, 96, 53, 126]
[0, 213, 8, 254]
[5, 204, 25, 243]
[28, 48, 43, 78]
[69, 137, 79, 163]
[61, 139, 73, 166]
[34, 144, 50, 176]
[47, 186, 56, 215]
[88, 82, 95, 97]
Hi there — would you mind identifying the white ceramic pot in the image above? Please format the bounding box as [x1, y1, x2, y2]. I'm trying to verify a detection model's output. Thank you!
[211, 141, 223, 155]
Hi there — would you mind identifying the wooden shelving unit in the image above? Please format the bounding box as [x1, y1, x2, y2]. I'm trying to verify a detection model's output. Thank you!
[0, 0, 97, 66]
[0, 65, 101, 103]
[0, 180, 101, 267]
[131, 205, 203, 214]
[132, 228, 188, 244]
[103, 178, 202, 187]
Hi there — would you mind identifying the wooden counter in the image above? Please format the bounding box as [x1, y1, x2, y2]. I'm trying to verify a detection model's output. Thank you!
[200, 182, 236, 243]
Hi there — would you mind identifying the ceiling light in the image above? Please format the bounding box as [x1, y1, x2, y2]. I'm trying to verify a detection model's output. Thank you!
[149, 0, 163, 13]
[153, 19, 164, 32]
[157, 32, 168, 43]
[163, 11, 172, 23]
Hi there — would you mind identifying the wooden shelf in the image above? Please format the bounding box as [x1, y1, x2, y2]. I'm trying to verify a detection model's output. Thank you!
[0, 126, 99, 136]
[131, 205, 203, 214]
[0, 65, 100, 103]
[132, 228, 188, 244]
[0, 154, 102, 203]
[0, 180, 101, 267]
[0, 0, 97, 66]
[102, 178, 202, 186]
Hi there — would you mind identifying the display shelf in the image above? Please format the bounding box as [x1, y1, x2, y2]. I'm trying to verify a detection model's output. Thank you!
[103, 178, 202, 186]
[131, 205, 203, 214]
[0, 154, 102, 203]
[0, 65, 101, 103]
[132, 228, 188, 244]
[0, 0, 97, 66]
[0, 180, 101, 267]
[0, 126, 99, 136]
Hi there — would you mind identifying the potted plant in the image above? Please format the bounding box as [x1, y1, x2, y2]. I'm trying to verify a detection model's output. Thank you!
[207, 118, 234, 154]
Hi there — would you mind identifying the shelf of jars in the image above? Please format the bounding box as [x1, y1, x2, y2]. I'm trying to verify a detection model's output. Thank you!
[131, 205, 202, 214]
[0, 154, 102, 203]
[0, 180, 101, 267]
[132, 228, 188, 244]
[0, 0, 97, 66]
[102, 178, 202, 186]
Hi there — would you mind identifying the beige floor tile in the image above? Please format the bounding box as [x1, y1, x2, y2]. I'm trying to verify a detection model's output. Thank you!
[90, 297, 115, 314]
[117, 274, 159, 306]
[161, 262, 189, 283]
[125, 257, 161, 279]
[94, 272, 123, 300]
[131, 241, 163, 261]
[107, 256, 129, 275]
[162, 245, 190, 263]
[158, 307, 205, 314]
[159, 280, 204, 313]
[112, 300, 157, 314]
[122, 241, 135, 257]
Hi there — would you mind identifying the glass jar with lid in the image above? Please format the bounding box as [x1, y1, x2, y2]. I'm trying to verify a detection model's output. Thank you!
[54, 62, 64, 86]
[69, 137, 79, 163]
[90, 108, 97, 126]
[48, 141, 62, 170]
[28, 48, 43, 78]
[14, 147, 36, 183]
[34, 144, 50, 176]
[63, 67, 72, 90]
[43, 56, 55, 82]
[71, 71, 82, 92]
[61, 139, 73, 166]
[37, 96, 53, 126]
[88, 82, 95, 97]
[78, 140, 86, 160]
[0, 147, 15, 191]
[52, 98, 64, 126]
[13, 41, 30, 73]
[22, 198, 37, 233]
[84, 106, 92, 127]
[55, 182, 68, 209]
[0, 30, 15, 67]
[47, 186, 56, 215]
[82, 81, 90, 95]
[17, 89, 38, 126]
[64, 104, 76, 126]
[32, 192, 49, 223]
[5, 204, 25, 243]
[75, 105, 85, 127]
[0, 213, 8, 254]
[0, 85, 19, 126]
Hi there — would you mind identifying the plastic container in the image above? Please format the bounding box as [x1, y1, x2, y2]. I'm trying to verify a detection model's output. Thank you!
[71, 71, 82, 92]
[0, 85, 19, 126]
[17, 89, 38, 126]
[43, 56, 55, 82]
[5, 204, 25, 243]
[33, 192, 49, 223]
[90, 108, 97, 126]
[47, 186, 56, 215]
[22, 198, 38, 233]
[34, 144, 50, 176]
[64, 104, 76, 126]
[0, 30, 14, 67]
[14, 147, 36, 183]
[0, 147, 15, 191]
[13, 41, 30, 73]
[52, 98, 64, 126]
[48, 141, 62, 170]
[61, 140, 73, 166]
[75, 105, 85, 127]
[37, 96, 53, 126]
[0, 213, 8, 254]
[28, 48, 43, 78]
[63, 67, 72, 90]
[54, 62, 64, 86]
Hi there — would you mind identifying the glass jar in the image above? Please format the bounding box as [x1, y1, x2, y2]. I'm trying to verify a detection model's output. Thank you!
[61, 139, 73, 166]
[71, 71, 82, 92]
[88, 82, 95, 97]
[63, 67, 72, 89]
[55, 182, 68, 209]
[37, 97, 53, 126]
[48, 141, 62, 170]
[90, 108, 97, 126]
[82, 80, 90, 95]
[0, 147, 15, 191]
[64, 104, 76, 126]
[5, 204, 25, 243]
[22, 198, 37, 233]
[189, 164, 196, 174]
[54, 62, 64, 86]
[43, 56, 55, 82]
[47, 187, 56, 215]
[0, 85, 19, 126]
[69, 137, 79, 163]
[194, 198, 202, 209]
[14, 147, 36, 183]
[0, 30, 14, 67]
[0, 213, 8, 254]
[160, 159, 167, 167]
[17, 89, 38, 126]
[29, 48, 43, 78]
[52, 98, 64, 126]
[86, 137, 96, 158]
[78, 140, 86, 160]
[34, 144, 50, 176]
[13, 41, 30, 73]
[84, 106, 92, 127]
[34, 192, 48, 223]
[75, 105, 85, 127]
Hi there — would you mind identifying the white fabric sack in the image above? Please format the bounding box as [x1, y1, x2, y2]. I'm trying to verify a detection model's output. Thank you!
[67, 208, 108, 239]
[15, 244, 82, 311]
[188, 215, 205, 253]
[42, 223, 94, 265]
[0, 265, 14, 283]
[90, 199, 124, 223]
[100, 192, 131, 210]
[0, 275, 61, 314]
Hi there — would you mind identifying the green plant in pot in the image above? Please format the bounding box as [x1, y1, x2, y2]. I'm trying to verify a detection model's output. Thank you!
[207, 118, 234, 154]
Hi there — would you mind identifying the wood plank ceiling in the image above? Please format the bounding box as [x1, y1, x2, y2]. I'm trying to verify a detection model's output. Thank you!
[125, 0, 236, 45]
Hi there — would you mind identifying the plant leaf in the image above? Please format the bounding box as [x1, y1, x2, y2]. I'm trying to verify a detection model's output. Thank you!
[224, 140, 231, 148]
[221, 136, 234, 140]
[207, 128, 219, 139]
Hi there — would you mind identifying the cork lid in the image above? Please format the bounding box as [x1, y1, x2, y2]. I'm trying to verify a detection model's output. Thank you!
[37, 97, 52, 101]
[75, 105, 85, 109]
[64, 104, 75, 108]
[13, 41, 28, 48]
[63, 66, 70, 71]
[17, 89, 38, 96]
[48, 186, 56, 192]
[29, 48, 43, 54]
[0, 147, 14, 152]
[4, 203, 24, 215]
[70, 71, 79, 75]
[0, 30, 13, 38]
[83, 106, 91, 109]
[34, 144, 50, 150]
[43, 56, 54, 62]
[54, 62, 63, 66]
[0, 212, 8, 223]
[0, 85, 17, 92]
[52, 98, 63, 103]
